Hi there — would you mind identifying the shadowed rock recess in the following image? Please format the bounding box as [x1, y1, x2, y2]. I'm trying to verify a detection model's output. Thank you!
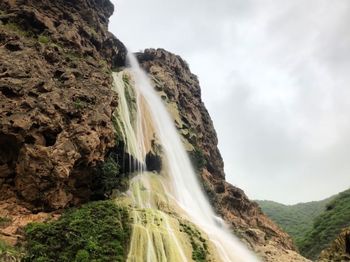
[0, 0, 309, 261]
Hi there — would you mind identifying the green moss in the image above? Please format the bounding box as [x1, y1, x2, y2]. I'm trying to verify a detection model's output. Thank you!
[180, 222, 208, 262]
[24, 201, 131, 262]
[38, 34, 50, 44]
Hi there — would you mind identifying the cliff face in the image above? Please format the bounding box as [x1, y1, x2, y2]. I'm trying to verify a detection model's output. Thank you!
[1, 1, 310, 261]
[0, 0, 126, 211]
[137, 49, 309, 262]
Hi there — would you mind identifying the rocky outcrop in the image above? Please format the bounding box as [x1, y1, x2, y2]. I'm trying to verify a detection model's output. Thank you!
[137, 48, 309, 262]
[0, 0, 126, 212]
[318, 227, 350, 262]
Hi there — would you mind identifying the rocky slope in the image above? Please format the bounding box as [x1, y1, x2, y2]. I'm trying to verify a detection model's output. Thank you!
[318, 227, 350, 262]
[1, 0, 309, 261]
[137, 49, 309, 262]
[0, 0, 126, 244]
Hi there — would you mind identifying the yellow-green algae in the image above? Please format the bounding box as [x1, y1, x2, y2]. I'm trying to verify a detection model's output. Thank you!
[111, 71, 223, 262]
[115, 172, 221, 262]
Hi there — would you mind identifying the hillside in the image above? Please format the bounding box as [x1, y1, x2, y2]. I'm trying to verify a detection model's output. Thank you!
[299, 188, 350, 260]
[257, 188, 350, 260]
[257, 197, 332, 246]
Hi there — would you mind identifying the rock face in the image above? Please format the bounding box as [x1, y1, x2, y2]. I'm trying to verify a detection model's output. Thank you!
[1, 1, 310, 261]
[0, 0, 126, 211]
[318, 227, 350, 262]
[137, 48, 309, 262]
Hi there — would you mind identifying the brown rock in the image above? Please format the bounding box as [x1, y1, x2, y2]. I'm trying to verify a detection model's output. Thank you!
[318, 227, 350, 262]
[0, 0, 125, 210]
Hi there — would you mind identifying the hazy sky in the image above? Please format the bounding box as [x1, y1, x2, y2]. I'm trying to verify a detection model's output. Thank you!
[109, 0, 350, 204]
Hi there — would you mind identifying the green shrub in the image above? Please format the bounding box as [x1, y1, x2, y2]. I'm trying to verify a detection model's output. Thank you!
[73, 99, 87, 110]
[24, 201, 131, 262]
[38, 35, 50, 44]
[91, 155, 129, 199]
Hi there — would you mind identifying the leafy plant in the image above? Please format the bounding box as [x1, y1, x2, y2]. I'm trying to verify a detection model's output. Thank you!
[91, 155, 129, 199]
[73, 98, 87, 110]
[24, 201, 131, 262]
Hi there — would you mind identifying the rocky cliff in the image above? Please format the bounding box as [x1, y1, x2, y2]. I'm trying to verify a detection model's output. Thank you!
[136, 49, 309, 262]
[318, 227, 350, 261]
[1, 0, 309, 261]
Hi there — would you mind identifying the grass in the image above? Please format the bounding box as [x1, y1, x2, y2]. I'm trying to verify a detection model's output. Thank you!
[23, 201, 131, 262]
[0, 240, 25, 261]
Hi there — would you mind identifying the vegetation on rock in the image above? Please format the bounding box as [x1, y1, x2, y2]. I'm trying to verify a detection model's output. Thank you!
[180, 222, 208, 262]
[24, 201, 131, 262]
[299, 189, 350, 259]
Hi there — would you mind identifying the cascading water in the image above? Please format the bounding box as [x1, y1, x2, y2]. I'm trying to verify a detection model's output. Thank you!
[111, 52, 260, 262]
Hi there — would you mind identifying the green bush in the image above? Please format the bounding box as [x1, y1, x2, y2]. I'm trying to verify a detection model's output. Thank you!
[38, 35, 50, 44]
[91, 155, 129, 199]
[24, 201, 131, 262]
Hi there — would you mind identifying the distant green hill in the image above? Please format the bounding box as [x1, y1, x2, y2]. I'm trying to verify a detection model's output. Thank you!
[257, 188, 350, 260]
[298, 189, 350, 260]
[256, 198, 332, 247]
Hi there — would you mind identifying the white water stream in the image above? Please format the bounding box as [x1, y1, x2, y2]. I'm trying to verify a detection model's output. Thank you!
[112, 52, 260, 262]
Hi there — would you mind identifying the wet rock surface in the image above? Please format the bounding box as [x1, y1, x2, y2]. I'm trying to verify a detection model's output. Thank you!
[137, 48, 308, 262]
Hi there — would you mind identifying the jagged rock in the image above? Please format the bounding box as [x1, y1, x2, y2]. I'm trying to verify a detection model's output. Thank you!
[0, 0, 125, 211]
[319, 228, 350, 262]
[137, 48, 309, 262]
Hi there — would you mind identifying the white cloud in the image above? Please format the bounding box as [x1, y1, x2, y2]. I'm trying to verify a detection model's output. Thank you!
[110, 0, 350, 204]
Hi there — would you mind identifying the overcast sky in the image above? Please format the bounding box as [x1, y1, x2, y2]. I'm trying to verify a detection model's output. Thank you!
[109, 0, 350, 204]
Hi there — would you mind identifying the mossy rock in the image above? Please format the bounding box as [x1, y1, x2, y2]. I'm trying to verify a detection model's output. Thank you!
[23, 201, 131, 262]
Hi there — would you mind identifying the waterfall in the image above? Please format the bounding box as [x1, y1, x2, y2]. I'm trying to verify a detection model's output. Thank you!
[112, 52, 260, 262]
